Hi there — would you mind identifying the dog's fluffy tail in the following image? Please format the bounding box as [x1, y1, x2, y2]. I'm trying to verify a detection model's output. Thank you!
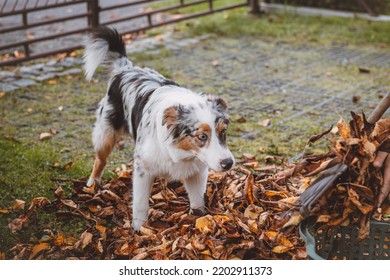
[83, 26, 131, 81]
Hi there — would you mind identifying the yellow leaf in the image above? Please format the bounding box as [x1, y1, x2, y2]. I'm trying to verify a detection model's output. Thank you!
[283, 212, 303, 228]
[54, 233, 64, 246]
[279, 236, 294, 248]
[29, 243, 50, 259]
[95, 224, 107, 236]
[278, 196, 299, 208]
[264, 230, 278, 241]
[336, 118, 351, 140]
[248, 219, 259, 233]
[272, 245, 291, 254]
[48, 79, 57, 85]
[195, 215, 215, 234]
[264, 190, 285, 198]
[0, 209, 9, 214]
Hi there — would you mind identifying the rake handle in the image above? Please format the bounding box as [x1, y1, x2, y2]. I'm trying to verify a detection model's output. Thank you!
[367, 92, 390, 124]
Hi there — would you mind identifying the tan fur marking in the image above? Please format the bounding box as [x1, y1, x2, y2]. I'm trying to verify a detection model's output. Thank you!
[176, 123, 211, 152]
[177, 136, 200, 152]
[216, 121, 227, 134]
[163, 106, 177, 127]
[195, 123, 211, 148]
[90, 132, 116, 181]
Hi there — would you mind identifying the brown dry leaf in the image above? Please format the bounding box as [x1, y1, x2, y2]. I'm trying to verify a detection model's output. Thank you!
[62, 161, 73, 170]
[307, 126, 332, 144]
[8, 215, 28, 232]
[61, 199, 78, 209]
[54, 186, 63, 197]
[245, 172, 255, 204]
[132, 252, 148, 260]
[0, 209, 9, 214]
[236, 116, 247, 123]
[243, 161, 259, 169]
[12, 199, 25, 211]
[244, 204, 263, 220]
[48, 79, 57, 85]
[242, 153, 256, 160]
[101, 190, 122, 202]
[372, 118, 390, 143]
[74, 231, 93, 250]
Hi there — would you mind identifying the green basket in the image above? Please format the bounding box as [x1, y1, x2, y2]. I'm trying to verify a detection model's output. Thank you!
[299, 219, 390, 260]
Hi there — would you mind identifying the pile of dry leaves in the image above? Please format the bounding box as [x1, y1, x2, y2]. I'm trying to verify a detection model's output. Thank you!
[280, 112, 390, 239]
[3, 113, 389, 260]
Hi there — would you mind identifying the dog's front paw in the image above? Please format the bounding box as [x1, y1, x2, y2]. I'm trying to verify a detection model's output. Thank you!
[190, 207, 208, 216]
[132, 219, 146, 231]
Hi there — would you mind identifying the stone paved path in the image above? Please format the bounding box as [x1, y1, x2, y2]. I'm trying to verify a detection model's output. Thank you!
[2, 33, 390, 158]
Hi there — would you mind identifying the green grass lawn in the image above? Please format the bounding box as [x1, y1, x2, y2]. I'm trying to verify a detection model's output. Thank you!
[1, 6, 390, 257]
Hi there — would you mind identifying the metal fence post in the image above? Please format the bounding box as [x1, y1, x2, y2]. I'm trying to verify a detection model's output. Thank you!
[87, 0, 100, 28]
[249, 0, 261, 14]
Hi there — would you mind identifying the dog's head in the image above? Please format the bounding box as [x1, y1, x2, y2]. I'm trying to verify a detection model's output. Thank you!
[162, 95, 235, 172]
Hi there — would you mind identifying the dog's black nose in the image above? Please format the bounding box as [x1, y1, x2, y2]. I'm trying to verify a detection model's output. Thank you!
[220, 158, 234, 171]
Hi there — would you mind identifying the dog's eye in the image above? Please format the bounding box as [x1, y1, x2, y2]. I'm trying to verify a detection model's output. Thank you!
[198, 133, 208, 142]
[221, 129, 227, 137]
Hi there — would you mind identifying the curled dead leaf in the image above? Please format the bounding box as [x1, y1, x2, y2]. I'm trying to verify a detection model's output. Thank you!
[74, 231, 93, 250]
[12, 199, 25, 211]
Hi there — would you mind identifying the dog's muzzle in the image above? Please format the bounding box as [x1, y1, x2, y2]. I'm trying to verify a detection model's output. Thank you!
[220, 158, 234, 171]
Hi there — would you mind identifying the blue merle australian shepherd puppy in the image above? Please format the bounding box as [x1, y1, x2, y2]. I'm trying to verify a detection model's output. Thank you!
[83, 27, 235, 230]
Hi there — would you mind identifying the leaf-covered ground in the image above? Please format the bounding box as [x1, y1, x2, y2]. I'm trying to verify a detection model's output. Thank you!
[4, 113, 390, 260]
[4, 161, 308, 260]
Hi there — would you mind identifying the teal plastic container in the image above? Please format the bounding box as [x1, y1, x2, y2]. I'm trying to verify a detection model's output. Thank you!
[299, 219, 390, 260]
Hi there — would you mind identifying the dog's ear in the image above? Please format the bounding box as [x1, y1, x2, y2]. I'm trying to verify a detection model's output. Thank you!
[209, 96, 228, 113]
[162, 106, 178, 128]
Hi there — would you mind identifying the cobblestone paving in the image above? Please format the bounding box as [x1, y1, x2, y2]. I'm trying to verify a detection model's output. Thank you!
[142, 37, 390, 157]
[1, 34, 390, 159]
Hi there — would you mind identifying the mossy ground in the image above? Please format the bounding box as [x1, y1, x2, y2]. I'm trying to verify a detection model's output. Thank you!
[1, 8, 390, 255]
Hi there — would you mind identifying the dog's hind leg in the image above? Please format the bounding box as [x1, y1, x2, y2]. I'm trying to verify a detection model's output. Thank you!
[87, 123, 121, 187]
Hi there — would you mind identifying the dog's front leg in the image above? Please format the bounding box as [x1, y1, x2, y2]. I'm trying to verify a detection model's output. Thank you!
[184, 167, 208, 214]
[132, 164, 154, 231]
